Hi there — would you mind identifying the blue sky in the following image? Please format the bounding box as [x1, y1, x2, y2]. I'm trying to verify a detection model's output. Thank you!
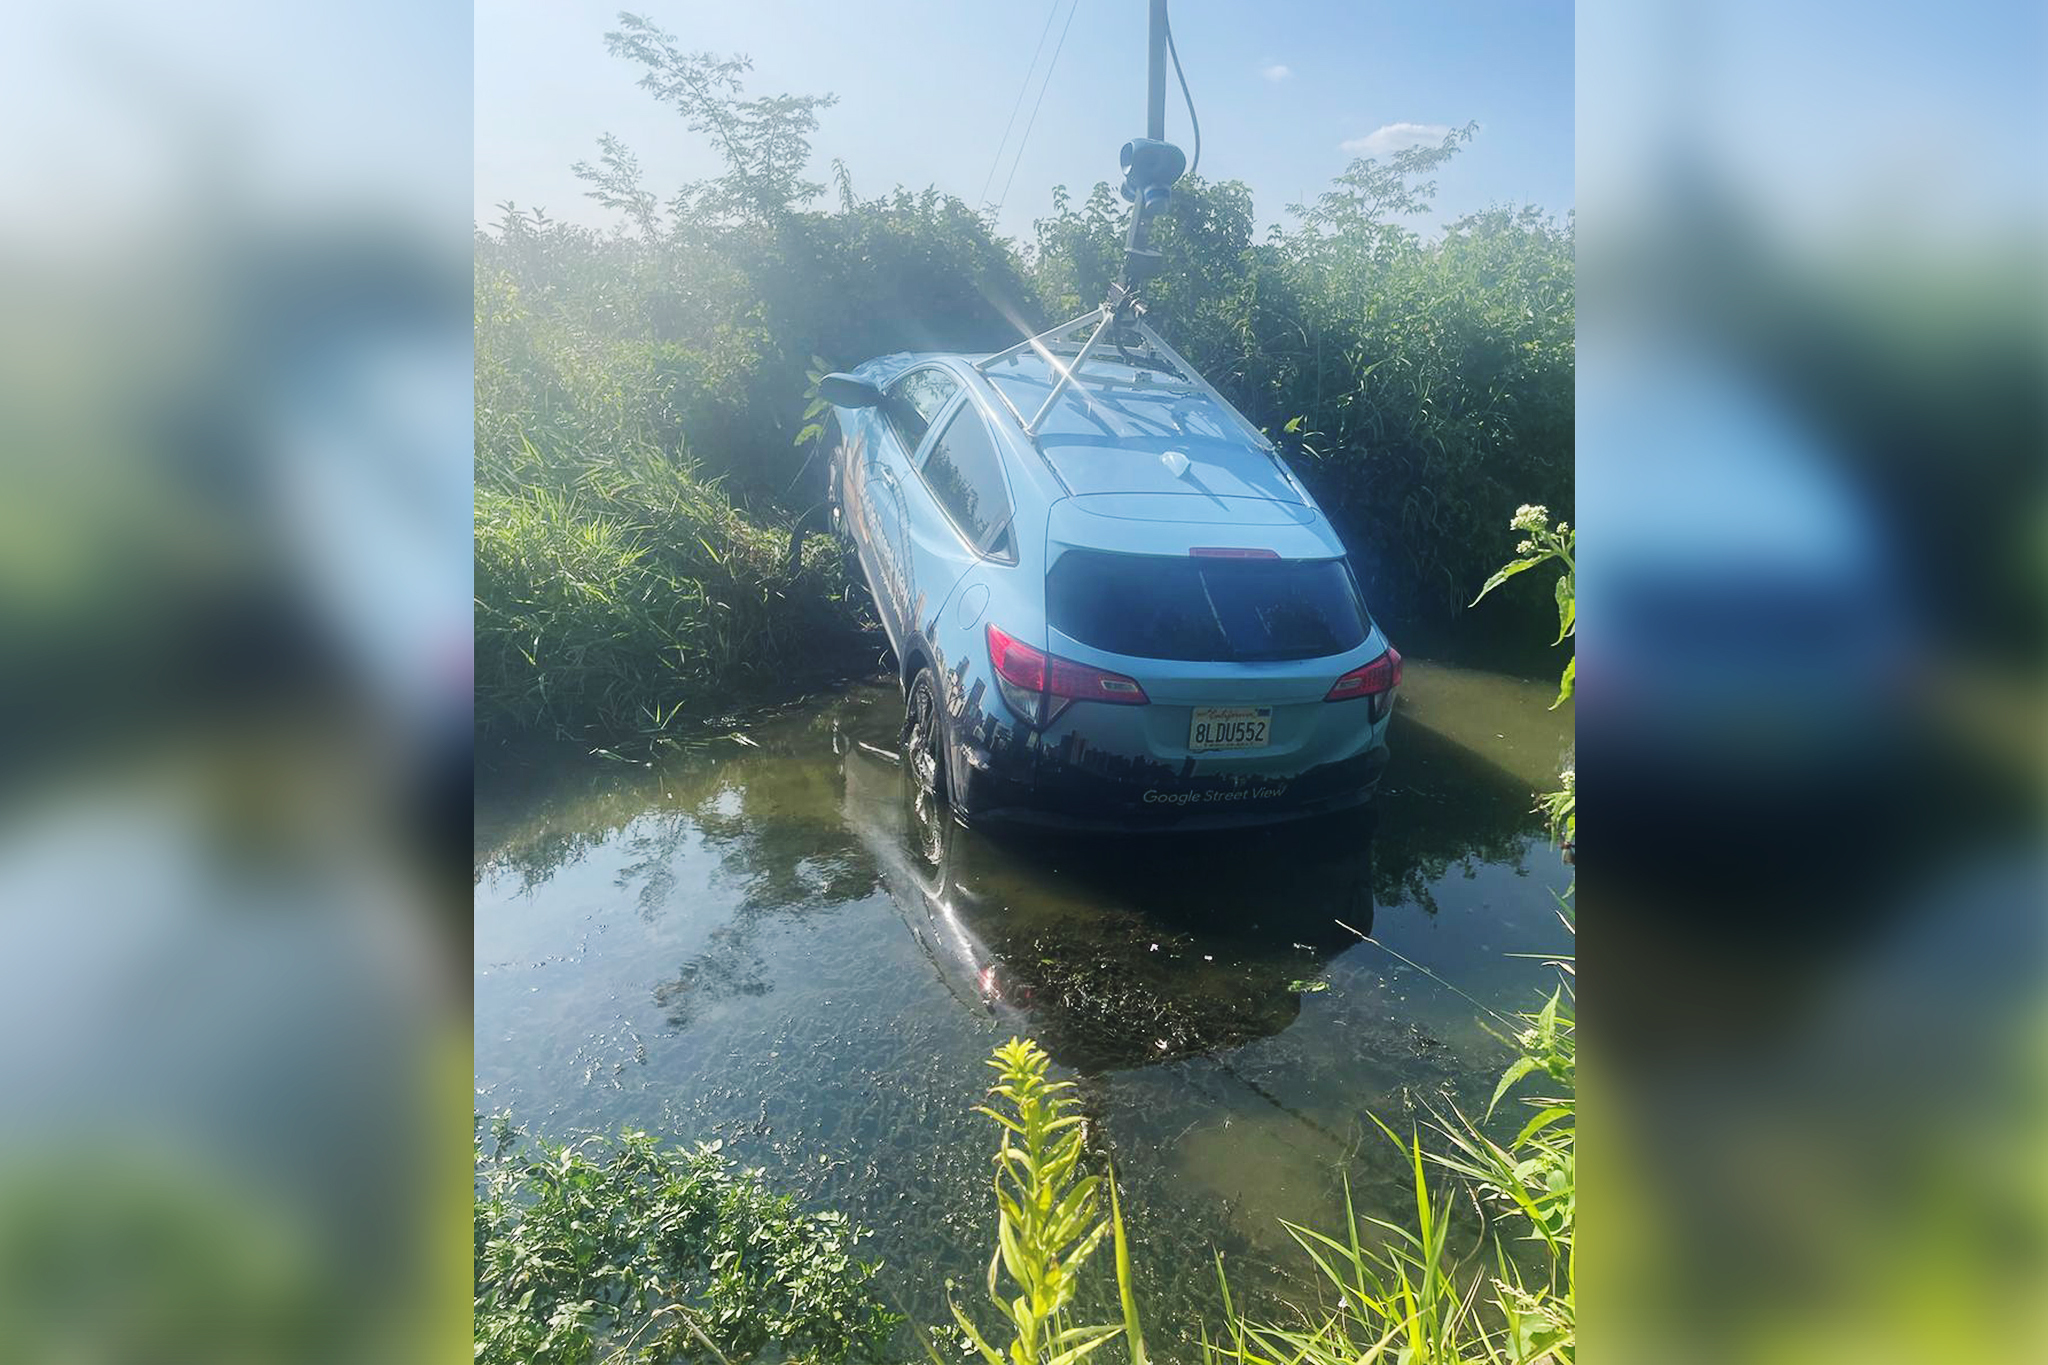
[475, 0, 1575, 241]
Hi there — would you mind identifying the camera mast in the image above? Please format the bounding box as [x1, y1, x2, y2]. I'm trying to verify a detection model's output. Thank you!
[972, 0, 1208, 439]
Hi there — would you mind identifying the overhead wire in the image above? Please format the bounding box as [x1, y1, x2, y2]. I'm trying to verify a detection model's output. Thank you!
[975, 0, 1062, 214]
[1163, 0, 1201, 177]
[991, 0, 1080, 222]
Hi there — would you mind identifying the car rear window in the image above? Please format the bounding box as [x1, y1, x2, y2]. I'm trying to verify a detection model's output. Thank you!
[1047, 550, 1370, 662]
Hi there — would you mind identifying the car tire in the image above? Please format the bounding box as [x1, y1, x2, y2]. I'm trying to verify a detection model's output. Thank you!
[904, 665, 949, 804]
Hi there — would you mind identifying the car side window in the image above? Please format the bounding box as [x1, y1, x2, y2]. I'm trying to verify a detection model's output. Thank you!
[882, 368, 960, 458]
[919, 402, 1015, 560]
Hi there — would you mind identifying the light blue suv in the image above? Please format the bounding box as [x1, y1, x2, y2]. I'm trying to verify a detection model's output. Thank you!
[820, 317, 1398, 829]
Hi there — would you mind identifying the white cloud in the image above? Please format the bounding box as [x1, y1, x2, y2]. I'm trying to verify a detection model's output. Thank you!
[1259, 63, 1292, 82]
[1340, 121, 1453, 157]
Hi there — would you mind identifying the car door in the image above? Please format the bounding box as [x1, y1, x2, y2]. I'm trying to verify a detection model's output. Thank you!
[861, 366, 961, 649]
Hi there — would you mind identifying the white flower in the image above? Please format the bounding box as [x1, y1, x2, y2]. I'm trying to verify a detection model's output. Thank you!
[1509, 503, 1549, 532]
[1516, 539, 1535, 555]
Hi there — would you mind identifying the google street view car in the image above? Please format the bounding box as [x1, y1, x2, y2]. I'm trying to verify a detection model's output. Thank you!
[819, 311, 1399, 830]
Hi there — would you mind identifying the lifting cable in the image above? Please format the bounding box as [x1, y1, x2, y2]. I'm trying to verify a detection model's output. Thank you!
[1162, 0, 1201, 178]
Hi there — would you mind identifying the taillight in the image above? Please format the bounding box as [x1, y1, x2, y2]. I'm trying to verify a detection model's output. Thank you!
[987, 623, 1148, 725]
[1326, 646, 1402, 701]
[986, 623, 1047, 691]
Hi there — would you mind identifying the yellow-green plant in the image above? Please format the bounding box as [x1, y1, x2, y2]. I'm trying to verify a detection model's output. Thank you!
[944, 1038, 1147, 1365]
[1472, 503, 1575, 851]
[1471, 503, 1574, 710]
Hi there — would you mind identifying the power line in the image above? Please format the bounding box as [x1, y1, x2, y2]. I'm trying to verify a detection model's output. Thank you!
[976, 0, 1062, 214]
[991, 0, 1079, 224]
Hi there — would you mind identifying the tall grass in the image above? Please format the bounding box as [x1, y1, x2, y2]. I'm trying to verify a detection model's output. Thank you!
[473, 454, 862, 741]
[475, 268, 869, 741]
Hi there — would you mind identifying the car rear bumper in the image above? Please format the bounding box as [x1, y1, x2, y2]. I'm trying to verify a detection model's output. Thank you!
[954, 741, 1389, 832]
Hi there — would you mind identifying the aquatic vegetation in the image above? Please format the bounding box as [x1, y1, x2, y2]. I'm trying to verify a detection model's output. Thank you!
[1204, 978, 1574, 1364]
[947, 1017, 1575, 1365]
[472, 1118, 899, 1365]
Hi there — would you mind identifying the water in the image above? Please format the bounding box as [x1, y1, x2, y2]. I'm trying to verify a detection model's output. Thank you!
[474, 659, 1574, 1348]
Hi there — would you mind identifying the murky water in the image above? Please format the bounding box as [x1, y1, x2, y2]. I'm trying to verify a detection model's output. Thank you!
[474, 659, 1574, 1347]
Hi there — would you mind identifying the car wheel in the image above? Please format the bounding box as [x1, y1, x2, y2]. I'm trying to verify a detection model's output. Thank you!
[904, 666, 948, 803]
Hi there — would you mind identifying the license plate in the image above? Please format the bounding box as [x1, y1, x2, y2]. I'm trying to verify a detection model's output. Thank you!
[1189, 706, 1272, 752]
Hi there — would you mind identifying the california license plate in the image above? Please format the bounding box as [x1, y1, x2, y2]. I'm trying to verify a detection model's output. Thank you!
[1189, 706, 1272, 752]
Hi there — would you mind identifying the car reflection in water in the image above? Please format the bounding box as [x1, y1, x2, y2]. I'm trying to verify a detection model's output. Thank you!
[836, 724, 1372, 1075]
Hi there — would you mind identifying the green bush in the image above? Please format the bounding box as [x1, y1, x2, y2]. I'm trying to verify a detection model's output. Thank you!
[473, 1120, 900, 1365]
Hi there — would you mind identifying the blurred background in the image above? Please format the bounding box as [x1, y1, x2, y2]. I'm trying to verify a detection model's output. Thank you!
[0, 0, 2039, 1361]
[1577, 0, 2046, 1360]
[0, 2, 470, 1361]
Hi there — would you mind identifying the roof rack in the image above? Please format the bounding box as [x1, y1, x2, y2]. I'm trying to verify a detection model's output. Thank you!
[974, 304, 1255, 442]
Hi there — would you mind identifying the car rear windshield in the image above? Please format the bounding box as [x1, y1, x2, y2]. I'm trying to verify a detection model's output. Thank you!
[1047, 550, 1371, 662]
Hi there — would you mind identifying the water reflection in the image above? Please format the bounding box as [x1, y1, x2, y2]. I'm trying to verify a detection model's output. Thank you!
[839, 728, 1373, 1074]
[475, 676, 1566, 1069]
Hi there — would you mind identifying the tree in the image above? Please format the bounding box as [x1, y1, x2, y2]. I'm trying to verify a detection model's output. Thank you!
[601, 12, 837, 225]
[1292, 121, 1479, 240]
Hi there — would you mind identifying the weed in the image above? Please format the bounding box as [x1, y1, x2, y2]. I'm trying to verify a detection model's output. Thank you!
[473, 1119, 899, 1364]
[941, 1038, 1146, 1365]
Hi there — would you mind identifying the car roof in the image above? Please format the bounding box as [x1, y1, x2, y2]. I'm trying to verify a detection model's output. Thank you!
[853, 349, 1308, 507]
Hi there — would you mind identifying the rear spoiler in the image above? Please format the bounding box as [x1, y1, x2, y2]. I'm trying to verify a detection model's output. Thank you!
[1045, 495, 1345, 563]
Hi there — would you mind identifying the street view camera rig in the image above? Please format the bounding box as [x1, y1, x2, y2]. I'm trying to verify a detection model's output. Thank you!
[972, 0, 1220, 439]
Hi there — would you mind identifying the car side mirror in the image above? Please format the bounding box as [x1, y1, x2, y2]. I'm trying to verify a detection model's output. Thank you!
[819, 373, 884, 409]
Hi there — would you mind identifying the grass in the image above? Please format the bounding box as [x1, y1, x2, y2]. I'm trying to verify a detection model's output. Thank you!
[1202, 972, 1575, 1365]
[474, 431, 869, 743]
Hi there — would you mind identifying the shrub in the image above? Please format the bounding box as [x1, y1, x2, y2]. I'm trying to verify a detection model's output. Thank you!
[473, 1120, 900, 1365]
